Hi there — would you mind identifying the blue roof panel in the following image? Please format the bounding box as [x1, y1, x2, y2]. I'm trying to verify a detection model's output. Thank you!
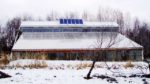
[59, 19, 83, 24]
[71, 19, 75, 24]
[60, 19, 63, 24]
[64, 19, 67, 24]
[68, 19, 71, 24]
[79, 19, 83, 24]
[75, 19, 79, 24]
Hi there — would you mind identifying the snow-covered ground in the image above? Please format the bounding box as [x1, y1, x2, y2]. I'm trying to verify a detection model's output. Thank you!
[0, 60, 150, 84]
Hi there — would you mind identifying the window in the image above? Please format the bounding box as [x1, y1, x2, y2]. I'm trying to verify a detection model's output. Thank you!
[106, 51, 114, 61]
[129, 50, 142, 61]
[21, 27, 119, 32]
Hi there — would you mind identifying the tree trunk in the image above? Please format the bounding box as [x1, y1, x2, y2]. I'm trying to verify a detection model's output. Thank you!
[86, 60, 96, 79]
[0, 71, 11, 78]
[148, 64, 150, 74]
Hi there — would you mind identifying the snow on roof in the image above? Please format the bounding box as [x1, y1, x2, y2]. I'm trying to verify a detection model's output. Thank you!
[21, 21, 119, 28]
[12, 33, 142, 51]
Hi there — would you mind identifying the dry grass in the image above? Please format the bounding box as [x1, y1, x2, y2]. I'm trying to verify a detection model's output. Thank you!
[0, 53, 9, 68]
[76, 63, 92, 70]
[95, 64, 103, 68]
[76, 63, 103, 70]
[17, 53, 48, 60]
[14, 60, 48, 69]
[15, 63, 22, 68]
[124, 61, 134, 68]
[40, 55, 48, 60]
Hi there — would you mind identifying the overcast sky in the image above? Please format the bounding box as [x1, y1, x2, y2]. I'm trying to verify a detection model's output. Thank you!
[0, 0, 150, 25]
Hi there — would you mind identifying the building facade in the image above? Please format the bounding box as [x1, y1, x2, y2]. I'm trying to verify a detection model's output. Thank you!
[12, 19, 143, 61]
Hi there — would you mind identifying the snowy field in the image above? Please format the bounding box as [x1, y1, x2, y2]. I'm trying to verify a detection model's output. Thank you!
[0, 60, 150, 84]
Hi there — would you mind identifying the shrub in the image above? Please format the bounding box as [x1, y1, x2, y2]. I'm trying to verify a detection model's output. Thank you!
[67, 64, 72, 69]
[124, 61, 134, 68]
[15, 63, 22, 68]
[41, 61, 48, 67]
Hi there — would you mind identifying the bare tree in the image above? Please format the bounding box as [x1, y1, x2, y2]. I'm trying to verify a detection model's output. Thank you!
[37, 17, 44, 21]
[82, 11, 90, 21]
[6, 17, 21, 51]
[85, 32, 121, 79]
[46, 11, 59, 21]
[97, 7, 116, 22]
[21, 14, 34, 21]
[97, 7, 125, 34]
[0, 25, 1, 34]
[123, 12, 131, 35]
[64, 12, 79, 19]
[0, 25, 2, 53]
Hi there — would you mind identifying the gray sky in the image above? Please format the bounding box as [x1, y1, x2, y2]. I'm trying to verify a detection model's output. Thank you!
[0, 0, 150, 25]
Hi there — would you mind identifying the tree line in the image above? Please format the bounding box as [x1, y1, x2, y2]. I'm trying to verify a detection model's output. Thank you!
[0, 7, 150, 59]
[126, 19, 150, 59]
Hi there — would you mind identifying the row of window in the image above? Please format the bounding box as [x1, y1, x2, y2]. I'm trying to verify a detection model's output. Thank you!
[22, 28, 118, 32]
[22, 32, 117, 39]
[106, 50, 142, 61]
[47, 50, 142, 61]
[15, 50, 142, 61]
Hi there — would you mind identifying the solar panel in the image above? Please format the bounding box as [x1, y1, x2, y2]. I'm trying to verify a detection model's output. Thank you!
[59, 19, 83, 24]
[75, 19, 79, 24]
[60, 19, 63, 24]
[79, 19, 83, 24]
[68, 19, 71, 24]
[71, 19, 75, 24]
[64, 19, 67, 24]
